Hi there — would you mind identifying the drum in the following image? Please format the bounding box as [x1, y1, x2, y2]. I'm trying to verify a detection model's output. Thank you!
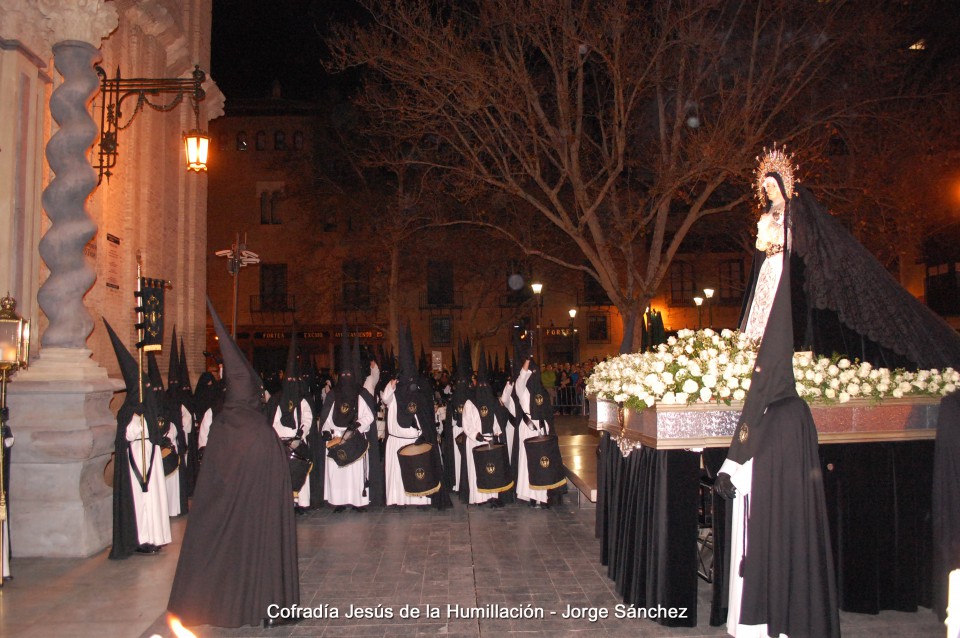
[472, 442, 513, 493]
[398, 442, 440, 496]
[285, 438, 313, 492]
[523, 434, 567, 490]
[161, 442, 180, 476]
[327, 428, 369, 467]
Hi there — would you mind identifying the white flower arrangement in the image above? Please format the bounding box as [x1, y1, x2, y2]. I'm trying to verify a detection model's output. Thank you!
[585, 328, 959, 412]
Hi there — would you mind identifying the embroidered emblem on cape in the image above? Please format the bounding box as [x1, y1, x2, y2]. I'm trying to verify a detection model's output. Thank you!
[339, 402, 351, 414]
[337, 449, 347, 462]
[739, 424, 749, 443]
[535, 394, 544, 406]
[479, 406, 489, 417]
[407, 401, 417, 414]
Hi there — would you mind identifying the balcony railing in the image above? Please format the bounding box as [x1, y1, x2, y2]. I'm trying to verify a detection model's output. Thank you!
[250, 294, 297, 314]
[419, 289, 465, 311]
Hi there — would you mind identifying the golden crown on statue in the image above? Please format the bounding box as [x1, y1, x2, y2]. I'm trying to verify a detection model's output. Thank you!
[755, 144, 799, 202]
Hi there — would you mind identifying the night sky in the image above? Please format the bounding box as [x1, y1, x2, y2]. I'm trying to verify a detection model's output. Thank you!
[211, 0, 363, 103]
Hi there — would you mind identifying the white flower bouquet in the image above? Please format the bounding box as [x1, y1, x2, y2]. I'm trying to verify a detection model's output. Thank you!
[585, 328, 959, 412]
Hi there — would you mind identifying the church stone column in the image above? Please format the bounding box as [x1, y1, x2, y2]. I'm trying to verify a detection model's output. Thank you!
[7, 0, 122, 558]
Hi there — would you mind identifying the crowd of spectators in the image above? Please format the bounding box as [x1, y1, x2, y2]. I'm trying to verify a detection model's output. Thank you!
[539, 360, 598, 415]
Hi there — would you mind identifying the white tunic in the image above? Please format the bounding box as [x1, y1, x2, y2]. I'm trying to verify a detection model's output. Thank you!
[272, 398, 314, 508]
[197, 408, 213, 449]
[321, 396, 374, 507]
[512, 369, 548, 504]
[381, 383, 431, 506]
[125, 416, 172, 546]
[460, 400, 504, 504]
[164, 421, 181, 517]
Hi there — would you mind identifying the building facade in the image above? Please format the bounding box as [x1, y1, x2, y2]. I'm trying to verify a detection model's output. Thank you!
[0, 0, 220, 557]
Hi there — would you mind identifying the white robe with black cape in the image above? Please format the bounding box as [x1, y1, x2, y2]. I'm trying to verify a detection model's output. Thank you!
[720, 186, 839, 638]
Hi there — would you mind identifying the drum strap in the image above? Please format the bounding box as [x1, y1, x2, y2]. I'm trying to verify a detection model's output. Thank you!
[126, 439, 155, 492]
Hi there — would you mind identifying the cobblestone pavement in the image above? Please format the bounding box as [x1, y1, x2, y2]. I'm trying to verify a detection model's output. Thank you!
[140, 498, 944, 638]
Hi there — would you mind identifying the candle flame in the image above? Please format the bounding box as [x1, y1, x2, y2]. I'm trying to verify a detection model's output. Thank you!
[167, 614, 198, 638]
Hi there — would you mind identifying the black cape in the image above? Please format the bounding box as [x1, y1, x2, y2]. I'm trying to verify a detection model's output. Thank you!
[168, 301, 298, 627]
[726, 178, 839, 637]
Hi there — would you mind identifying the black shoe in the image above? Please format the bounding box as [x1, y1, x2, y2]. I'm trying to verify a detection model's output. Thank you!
[352, 506, 367, 513]
[263, 616, 299, 629]
[135, 544, 161, 555]
[332, 505, 347, 513]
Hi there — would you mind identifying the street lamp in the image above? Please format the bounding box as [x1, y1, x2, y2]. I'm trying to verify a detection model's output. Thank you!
[94, 65, 209, 184]
[703, 288, 715, 328]
[0, 294, 29, 587]
[693, 296, 704, 329]
[215, 233, 260, 337]
[531, 282, 543, 363]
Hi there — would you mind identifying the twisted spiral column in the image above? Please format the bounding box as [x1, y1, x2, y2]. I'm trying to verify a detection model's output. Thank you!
[37, 40, 100, 349]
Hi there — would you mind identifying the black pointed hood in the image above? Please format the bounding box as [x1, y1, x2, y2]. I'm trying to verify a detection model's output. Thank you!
[167, 326, 181, 392]
[277, 325, 303, 429]
[448, 338, 474, 421]
[394, 322, 422, 428]
[179, 336, 192, 394]
[105, 319, 141, 404]
[473, 345, 498, 432]
[147, 351, 164, 392]
[208, 299, 263, 412]
[332, 326, 360, 427]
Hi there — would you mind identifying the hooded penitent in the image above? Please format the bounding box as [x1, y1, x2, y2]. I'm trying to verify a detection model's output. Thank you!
[167, 300, 299, 628]
[444, 338, 474, 492]
[105, 319, 164, 560]
[163, 327, 190, 513]
[719, 163, 840, 638]
[472, 347, 504, 437]
[394, 323, 426, 431]
[332, 329, 360, 428]
[396, 322, 450, 508]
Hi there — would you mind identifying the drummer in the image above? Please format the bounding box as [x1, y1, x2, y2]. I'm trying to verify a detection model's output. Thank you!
[505, 355, 555, 509]
[461, 351, 510, 507]
[319, 334, 375, 512]
[267, 333, 314, 511]
[382, 325, 438, 508]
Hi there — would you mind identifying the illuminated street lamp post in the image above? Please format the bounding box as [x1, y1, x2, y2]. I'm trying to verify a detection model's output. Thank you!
[694, 296, 704, 329]
[531, 282, 543, 363]
[703, 288, 715, 328]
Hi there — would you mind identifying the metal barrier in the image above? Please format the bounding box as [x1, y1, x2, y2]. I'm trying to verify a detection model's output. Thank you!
[553, 387, 588, 416]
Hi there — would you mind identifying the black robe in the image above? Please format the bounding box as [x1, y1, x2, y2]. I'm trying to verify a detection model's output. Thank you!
[167, 402, 299, 627]
[933, 391, 960, 622]
[738, 396, 840, 638]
